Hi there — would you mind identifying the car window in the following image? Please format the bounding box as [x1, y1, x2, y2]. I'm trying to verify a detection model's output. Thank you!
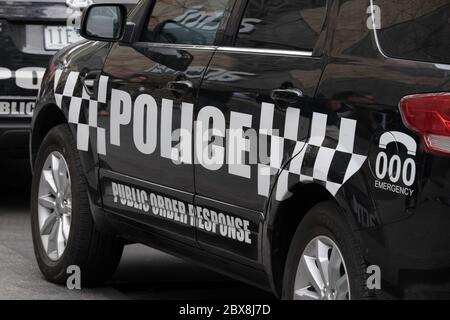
[374, 0, 450, 64]
[141, 0, 233, 45]
[235, 0, 328, 52]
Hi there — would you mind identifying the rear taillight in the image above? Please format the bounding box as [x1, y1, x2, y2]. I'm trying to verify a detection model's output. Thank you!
[400, 93, 450, 155]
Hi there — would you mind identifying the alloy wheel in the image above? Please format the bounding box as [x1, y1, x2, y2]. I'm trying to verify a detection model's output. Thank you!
[294, 236, 350, 300]
[37, 151, 72, 261]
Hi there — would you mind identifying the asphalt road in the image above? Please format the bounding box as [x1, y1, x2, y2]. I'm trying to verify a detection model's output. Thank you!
[0, 158, 275, 300]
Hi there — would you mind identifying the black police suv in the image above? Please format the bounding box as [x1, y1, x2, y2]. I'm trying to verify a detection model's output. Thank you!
[30, 0, 450, 299]
[0, 0, 136, 157]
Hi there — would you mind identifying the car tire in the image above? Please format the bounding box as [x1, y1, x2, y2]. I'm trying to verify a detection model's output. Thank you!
[30, 124, 124, 286]
[282, 200, 371, 300]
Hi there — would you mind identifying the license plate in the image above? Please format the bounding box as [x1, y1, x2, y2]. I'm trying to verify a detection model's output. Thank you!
[44, 26, 84, 51]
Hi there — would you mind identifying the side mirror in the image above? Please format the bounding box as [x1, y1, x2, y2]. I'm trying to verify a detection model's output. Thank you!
[80, 4, 127, 41]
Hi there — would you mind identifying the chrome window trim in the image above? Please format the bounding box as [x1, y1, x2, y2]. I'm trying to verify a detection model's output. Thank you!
[216, 46, 313, 57]
[142, 42, 217, 51]
[138, 43, 314, 57]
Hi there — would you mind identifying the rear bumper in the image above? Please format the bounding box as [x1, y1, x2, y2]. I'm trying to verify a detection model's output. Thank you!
[0, 17, 49, 158]
[0, 118, 31, 157]
[360, 217, 450, 299]
[379, 203, 450, 299]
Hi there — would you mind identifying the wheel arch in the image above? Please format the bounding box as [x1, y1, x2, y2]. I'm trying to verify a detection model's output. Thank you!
[263, 181, 361, 297]
[30, 103, 67, 171]
[30, 105, 117, 236]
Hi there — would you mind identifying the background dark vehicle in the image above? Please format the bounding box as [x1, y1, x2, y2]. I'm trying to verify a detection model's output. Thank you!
[30, 0, 450, 300]
[0, 0, 136, 157]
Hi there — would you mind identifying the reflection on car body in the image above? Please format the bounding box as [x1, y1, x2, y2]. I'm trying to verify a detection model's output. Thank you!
[0, 0, 136, 157]
[30, 0, 450, 300]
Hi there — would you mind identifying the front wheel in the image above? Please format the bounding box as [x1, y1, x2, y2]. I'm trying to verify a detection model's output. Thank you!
[31, 124, 124, 286]
[282, 201, 371, 300]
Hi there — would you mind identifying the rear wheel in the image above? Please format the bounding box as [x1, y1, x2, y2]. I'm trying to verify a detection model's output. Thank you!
[31, 124, 124, 286]
[282, 201, 371, 300]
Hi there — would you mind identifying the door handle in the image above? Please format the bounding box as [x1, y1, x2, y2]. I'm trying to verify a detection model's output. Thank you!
[270, 88, 304, 104]
[167, 80, 193, 95]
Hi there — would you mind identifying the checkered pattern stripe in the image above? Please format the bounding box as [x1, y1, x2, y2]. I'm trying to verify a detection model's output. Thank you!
[53, 71, 366, 200]
[257, 103, 367, 200]
[54, 70, 108, 155]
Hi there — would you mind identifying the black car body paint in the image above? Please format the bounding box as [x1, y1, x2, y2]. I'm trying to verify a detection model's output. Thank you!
[31, 0, 450, 299]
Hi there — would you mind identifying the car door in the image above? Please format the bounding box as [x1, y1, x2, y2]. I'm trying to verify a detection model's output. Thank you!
[98, 0, 235, 245]
[193, 0, 329, 264]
